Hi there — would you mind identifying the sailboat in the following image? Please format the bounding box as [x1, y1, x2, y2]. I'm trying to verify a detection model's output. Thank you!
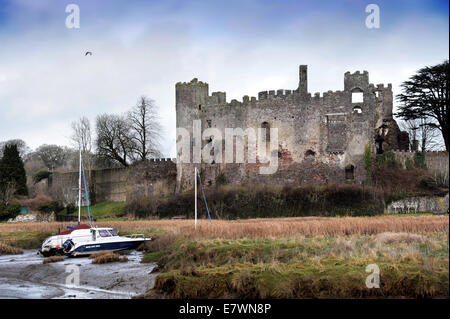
[39, 149, 151, 257]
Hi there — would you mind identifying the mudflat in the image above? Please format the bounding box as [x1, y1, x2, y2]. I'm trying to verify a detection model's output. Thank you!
[0, 250, 157, 299]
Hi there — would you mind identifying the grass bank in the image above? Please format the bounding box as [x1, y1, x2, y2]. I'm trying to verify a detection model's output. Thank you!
[144, 232, 449, 298]
[154, 256, 448, 298]
[57, 201, 126, 219]
[0, 230, 52, 249]
[136, 216, 448, 299]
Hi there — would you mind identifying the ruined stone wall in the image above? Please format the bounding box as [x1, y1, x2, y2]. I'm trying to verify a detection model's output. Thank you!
[392, 151, 449, 173]
[176, 65, 400, 191]
[48, 159, 176, 204]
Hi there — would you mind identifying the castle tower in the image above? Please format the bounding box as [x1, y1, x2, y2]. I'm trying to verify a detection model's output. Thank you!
[298, 65, 308, 95]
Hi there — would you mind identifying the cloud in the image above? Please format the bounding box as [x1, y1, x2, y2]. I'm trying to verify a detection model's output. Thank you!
[0, 0, 448, 157]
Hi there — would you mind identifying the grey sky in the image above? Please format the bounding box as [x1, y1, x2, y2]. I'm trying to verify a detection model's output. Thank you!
[0, 0, 448, 156]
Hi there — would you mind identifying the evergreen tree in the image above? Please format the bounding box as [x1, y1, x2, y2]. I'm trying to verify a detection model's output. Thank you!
[0, 144, 28, 198]
[396, 60, 449, 151]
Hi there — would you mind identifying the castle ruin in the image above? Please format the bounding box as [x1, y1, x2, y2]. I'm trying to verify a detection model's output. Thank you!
[175, 65, 410, 191]
[44, 65, 449, 205]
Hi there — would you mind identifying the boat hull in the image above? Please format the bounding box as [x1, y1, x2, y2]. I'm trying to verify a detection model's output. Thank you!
[69, 239, 146, 256]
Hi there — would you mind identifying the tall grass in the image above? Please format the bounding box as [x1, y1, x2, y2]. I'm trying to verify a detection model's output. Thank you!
[89, 251, 128, 264]
[0, 242, 24, 255]
[149, 233, 449, 299]
[1, 216, 448, 238]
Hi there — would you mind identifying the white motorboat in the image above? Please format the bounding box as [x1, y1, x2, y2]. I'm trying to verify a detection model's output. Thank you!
[61, 227, 151, 257]
[39, 148, 151, 257]
[39, 224, 91, 257]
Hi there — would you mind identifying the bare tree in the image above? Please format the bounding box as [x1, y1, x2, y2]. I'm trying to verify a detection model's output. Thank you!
[96, 114, 135, 167]
[400, 117, 443, 151]
[128, 96, 163, 161]
[399, 120, 418, 151]
[71, 116, 94, 172]
[71, 117, 92, 154]
[34, 144, 71, 171]
[418, 118, 442, 151]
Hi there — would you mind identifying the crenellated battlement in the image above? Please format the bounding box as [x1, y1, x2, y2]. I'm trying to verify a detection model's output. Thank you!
[257, 89, 296, 100]
[375, 83, 392, 91]
[392, 150, 448, 155]
[148, 157, 177, 162]
[344, 70, 369, 91]
[175, 78, 208, 88]
[177, 67, 394, 112]
[344, 70, 369, 76]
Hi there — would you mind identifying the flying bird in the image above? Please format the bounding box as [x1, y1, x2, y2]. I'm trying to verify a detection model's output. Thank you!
[85, 51, 92, 56]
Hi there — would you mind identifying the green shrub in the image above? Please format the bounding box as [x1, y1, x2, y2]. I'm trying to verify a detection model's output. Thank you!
[38, 201, 64, 214]
[418, 178, 439, 191]
[126, 185, 384, 219]
[125, 197, 156, 218]
[405, 158, 414, 170]
[215, 173, 228, 186]
[364, 144, 373, 185]
[66, 203, 76, 215]
[89, 185, 96, 206]
[0, 204, 21, 221]
[376, 151, 398, 168]
[413, 152, 427, 169]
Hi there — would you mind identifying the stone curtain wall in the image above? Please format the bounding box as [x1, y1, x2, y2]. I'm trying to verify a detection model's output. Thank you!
[48, 159, 177, 204]
[392, 151, 449, 173]
[175, 66, 398, 191]
[125, 159, 177, 201]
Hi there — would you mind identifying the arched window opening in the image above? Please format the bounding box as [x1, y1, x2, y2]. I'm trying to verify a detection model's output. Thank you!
[261, 122, 270, 142]
[345, 165, 355, 180]
[198, 104, 202, 110]
[353, 106, 362, 114]
[305, 149, 316, 159]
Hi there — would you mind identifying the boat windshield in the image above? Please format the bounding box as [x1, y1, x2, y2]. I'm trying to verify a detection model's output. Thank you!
[98, 230, 112, 237]
[108, 230, 118, 236]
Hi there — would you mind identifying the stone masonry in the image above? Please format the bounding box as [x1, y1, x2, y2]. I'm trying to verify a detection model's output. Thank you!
[48, 159, 176, 205]
[176, 65, 409, 191]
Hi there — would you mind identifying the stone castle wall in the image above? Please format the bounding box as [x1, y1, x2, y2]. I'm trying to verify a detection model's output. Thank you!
[175, 65, 406, 191]
[392, 150, 449, 173]
[48, 159, 176, 204]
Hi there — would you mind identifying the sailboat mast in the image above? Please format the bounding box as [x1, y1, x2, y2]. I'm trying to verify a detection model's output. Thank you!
[78, 146, 82, 226]
[194, 167, 197, 230]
